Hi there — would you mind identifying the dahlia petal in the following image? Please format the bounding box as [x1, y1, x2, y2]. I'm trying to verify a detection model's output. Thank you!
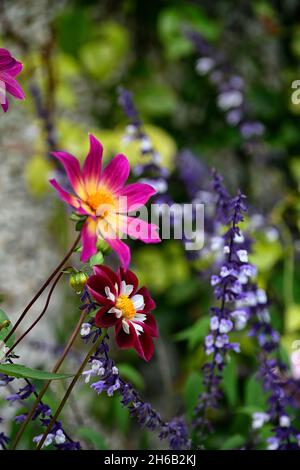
[105, 237, 131, 270]
[0, 71, 25, 99]
[51, 151, 86, 199]
[0, 49, 23, 76]
[1, 97, 8, 112]
[114, 215, 160, 244]
[49, 179, 82, 210]
[93, 265, 120, 295]
[136, 287, 156, 311]
[82, 134, 103, 194]
[115, 320, 136, 349]
[87, 274, 116, 305]
[81, 218, 98, 262]
[100, 154, 130, 193]
[134, 331, 155, 362]
[118, 183, 156, 212]
[95, 305, 118, 328]
[118, 267, 139, 295]
[131, 294, 145, 310]
[142, 313, 159, 338]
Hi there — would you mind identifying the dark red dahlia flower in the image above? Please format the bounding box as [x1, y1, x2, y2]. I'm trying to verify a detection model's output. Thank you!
[87, 266, 158, 361]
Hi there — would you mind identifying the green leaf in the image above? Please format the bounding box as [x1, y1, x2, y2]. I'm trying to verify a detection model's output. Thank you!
[77, 427, 108, 450]
[0, 309, 15, 347]
[286, 304, 300, 333]
[118, 364, 144, 390]
[244, 375, 267, 409]
[0, 364, 74, 381]
[174, 317, 210, 350]
[220, 434, 245, 450]
[223, 356, 238, 407]
[184, 371, 203, 419]
[89, 251, 104, 267]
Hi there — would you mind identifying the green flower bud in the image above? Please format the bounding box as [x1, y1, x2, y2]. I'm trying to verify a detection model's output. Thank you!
[0, 320, 10, 332]
[69, 272, 88, 294]
[96, 239, 112, 255]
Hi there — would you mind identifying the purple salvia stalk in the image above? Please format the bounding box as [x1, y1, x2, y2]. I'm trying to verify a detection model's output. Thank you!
[185, 29, 266, 158]
[117, 86, 169, 194]
[0, 417, 9, 450]
[4, 376, 81, 450]
[211, 173, 300, 450]
[193, 187, 247, 439]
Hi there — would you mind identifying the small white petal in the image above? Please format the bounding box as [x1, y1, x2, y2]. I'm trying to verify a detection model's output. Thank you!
[131, 294, 145, 310]
[133, 322, 144, 336]
[105, 286, 115, 302]
[125, 284, 134, 296]
[108, 307, 122, 318]
[237, 250, 248, 263]
[122, 319, 130, 334]
[134, 313, 147, 322]
[279, 415, 290, 427]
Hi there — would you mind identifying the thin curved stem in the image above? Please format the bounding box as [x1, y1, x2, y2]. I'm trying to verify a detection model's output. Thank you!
[11, 310, 86, 450]
[5, 271, 65, 357]
[4, 234, 80, 344]
[36, 330, 106, 450]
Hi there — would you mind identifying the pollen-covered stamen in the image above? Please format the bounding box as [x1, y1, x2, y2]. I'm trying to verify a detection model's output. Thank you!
[86, 188, 116, 213]
[116, 294, 136, 320]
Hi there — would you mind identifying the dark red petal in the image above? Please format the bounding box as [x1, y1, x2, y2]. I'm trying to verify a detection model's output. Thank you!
[115, 320, 136, 349]
[136, 286, 156, 311]
[87, 274, 115, 304]
[95, 305, 118, 328]
[93, 265, 120, 294]
[134, 313, 158, 338]
[118, 267, 139, 295]
[134, 332, 154, 362]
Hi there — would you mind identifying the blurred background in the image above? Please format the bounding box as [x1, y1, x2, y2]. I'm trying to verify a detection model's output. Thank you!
[0, 0, 300, 450]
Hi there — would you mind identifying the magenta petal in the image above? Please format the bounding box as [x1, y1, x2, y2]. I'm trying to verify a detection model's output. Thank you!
[105, 237, 131, 269]
[0, 49, 23, 76]
[49, 179, 82, 209]
[82, 134, 103, 191]
[118, 215, 160, 244]
[118, 183, 156, 212]
[51, 151, 86, 199]
[81, 218, 97, 262]
[0, 71, 25, 99]
[1, 97, 8, 112]
[100, 154, 130, 193]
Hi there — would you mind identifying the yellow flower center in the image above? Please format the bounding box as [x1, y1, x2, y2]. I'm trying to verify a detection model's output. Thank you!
[86, 189, 116, 212]
[116, 294, 136, 320]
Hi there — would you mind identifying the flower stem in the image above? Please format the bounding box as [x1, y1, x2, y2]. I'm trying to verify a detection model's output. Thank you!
[11, 310, 86, 450]
[36, 330, 106, 450]
[5, 271, 65, 357]
[4, 234, 80, 344]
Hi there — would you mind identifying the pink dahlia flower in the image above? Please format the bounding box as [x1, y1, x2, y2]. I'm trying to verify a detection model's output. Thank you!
[50, 134, 160, 268]
[0, 48, 25, 112]
[87, 265, 158, 361]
